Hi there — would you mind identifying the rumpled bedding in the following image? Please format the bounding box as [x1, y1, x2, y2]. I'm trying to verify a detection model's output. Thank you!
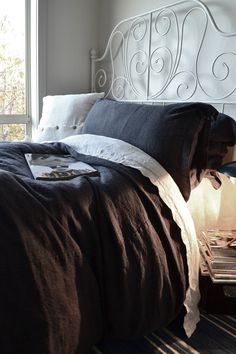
[0, 135, 199, 354]
[62, 134, 201, 337]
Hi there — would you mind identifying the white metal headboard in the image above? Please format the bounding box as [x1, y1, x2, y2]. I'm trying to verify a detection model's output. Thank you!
[91, 0, 236, 115]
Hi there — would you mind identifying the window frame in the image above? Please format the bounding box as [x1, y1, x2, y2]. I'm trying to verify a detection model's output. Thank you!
[0, 0, 47, 140]
[31, 0, 47, 138]
[0, 0, 31, 137]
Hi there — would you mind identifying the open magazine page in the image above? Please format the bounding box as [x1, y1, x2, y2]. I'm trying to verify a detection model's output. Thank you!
[25, 153, 98, 180]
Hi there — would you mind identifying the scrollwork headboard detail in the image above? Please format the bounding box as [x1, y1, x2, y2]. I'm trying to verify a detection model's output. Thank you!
[91, 0, 236, 114]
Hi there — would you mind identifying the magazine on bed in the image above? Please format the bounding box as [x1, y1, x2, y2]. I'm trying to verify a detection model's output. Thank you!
[25, 153, 99, 181]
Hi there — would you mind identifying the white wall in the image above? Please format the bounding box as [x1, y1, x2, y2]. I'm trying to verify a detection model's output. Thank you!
[98, 0, 235, 53]
[42, 0, 236, 105]
[45, 0, 100, 96]
[99, 0, 172, 51]
[44, 0, 236, 96]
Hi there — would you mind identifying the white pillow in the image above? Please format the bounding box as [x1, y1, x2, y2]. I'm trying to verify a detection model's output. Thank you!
[33, 92, 104, 142]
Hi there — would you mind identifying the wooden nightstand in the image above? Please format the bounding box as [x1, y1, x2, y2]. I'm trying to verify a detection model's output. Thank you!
[199, 257, 236, 314]
[199, 274, 236, 314]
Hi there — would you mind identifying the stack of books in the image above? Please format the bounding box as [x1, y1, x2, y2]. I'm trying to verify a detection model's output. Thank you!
[198, 229, 236, 283]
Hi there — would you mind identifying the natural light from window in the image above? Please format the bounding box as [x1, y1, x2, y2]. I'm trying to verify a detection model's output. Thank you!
[0, 0, 27, 140]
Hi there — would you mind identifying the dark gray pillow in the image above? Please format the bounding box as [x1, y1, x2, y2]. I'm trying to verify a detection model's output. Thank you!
[82, 99, 218, 200]
[207, 113, 236, 169]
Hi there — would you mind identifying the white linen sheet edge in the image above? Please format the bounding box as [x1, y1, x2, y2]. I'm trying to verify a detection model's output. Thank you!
[60, 134, 201, 337]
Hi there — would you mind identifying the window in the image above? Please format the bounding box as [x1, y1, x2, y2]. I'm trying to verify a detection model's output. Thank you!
[0, 0, 30, 141]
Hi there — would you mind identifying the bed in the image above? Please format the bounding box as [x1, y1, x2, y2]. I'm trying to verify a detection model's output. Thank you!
[1, 0, 236, 353]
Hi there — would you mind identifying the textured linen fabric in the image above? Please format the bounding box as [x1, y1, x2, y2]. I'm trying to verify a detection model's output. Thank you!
[0, 139, 190, 353]
[82, 99, 218, 200]
[61, 133, 201, 337]
[33, 92, 104, 142]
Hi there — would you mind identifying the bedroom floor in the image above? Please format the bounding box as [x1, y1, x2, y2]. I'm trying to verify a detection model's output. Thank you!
[90, 314, 236, 354]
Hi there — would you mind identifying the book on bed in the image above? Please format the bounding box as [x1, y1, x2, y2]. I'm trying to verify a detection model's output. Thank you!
[25, 153, 98, 181]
